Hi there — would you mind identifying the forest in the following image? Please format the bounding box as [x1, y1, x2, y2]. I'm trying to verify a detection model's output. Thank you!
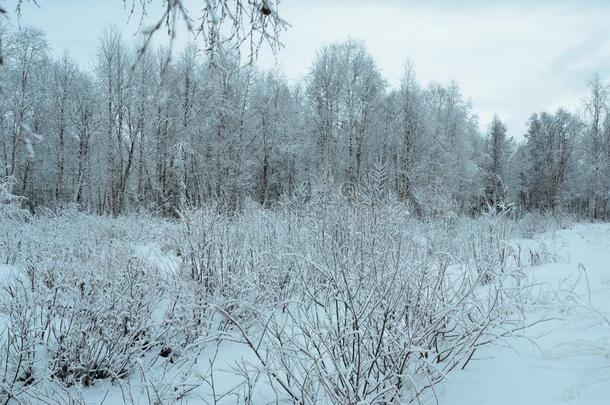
[1, 1, 610, 404]
[1, 25, 609, 218]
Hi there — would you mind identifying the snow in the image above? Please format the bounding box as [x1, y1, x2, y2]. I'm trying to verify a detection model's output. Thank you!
[3, 217, 610, 404]
[133, 242, 180, 273]
[0, 263, 14, 278]
[441, 224, 610, 404]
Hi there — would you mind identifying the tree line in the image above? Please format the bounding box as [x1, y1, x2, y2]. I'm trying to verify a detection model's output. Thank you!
[1, 26, 609, 218]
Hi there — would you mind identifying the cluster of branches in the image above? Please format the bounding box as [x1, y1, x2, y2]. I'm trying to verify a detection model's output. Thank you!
[0, 24, 609, 219]
[0, 0, 286, 66]
[123, 0, 287, 59]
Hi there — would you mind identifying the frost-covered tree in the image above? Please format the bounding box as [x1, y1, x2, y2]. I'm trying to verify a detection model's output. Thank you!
[1, 26, 48, 211]
[420, 81, 482, 215]
[249, 71, 299, 205]
[96, 27, 132, 215]
[380, 63, 430, 214]
[306, 40, 385, 187]
[394, 63, 422, 204]
[522, 110, 582, 211]
[484, 115, 512, 210]
[580, 75, 610, 218]
[49, 55, 76, 203]
[71, 70, 97, 207]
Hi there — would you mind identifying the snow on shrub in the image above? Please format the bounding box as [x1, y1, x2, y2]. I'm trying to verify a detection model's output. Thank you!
[0, 201, 556, 403]
[179, 203, 541, 403]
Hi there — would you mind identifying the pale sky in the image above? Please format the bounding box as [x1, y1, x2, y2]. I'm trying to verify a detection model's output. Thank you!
[4, 0, 610, 139]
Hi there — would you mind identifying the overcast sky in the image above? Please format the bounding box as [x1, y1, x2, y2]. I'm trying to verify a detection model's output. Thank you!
[4, 0, 610, 139]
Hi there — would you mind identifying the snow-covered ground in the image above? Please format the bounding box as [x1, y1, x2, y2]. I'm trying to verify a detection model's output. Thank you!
[441, 224, 610, 404]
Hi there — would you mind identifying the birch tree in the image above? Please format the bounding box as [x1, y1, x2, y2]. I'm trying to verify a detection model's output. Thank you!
[306, 40, 384, 188]
[50, 55, 76, 203]
[582, 75, 610, 218]
[96, 27, 130, 214]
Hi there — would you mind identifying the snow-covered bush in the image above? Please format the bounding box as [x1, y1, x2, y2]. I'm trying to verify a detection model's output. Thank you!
[423, 208, 559, 282]
[0, 280, 39, 400]
[461, 210, 519, 282]
[0, 177, 27, 221]
[0, 177, 29, 265]
[0, 199, 555, 403]
[0, 211, 192, 401]
[0, 225, 163, 391]
[45, 256, 162, 385]
[514, 211, 574, 239]
[180, 202, 537, 403]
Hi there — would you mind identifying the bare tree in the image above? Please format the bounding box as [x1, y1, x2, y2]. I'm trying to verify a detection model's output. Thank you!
[2, 27, 47, 187]
[96, 27, 131, 215]
[71, 71, 96, 207]
[394, 63, 423, 205]
[50, 54, 76, 203]
[583, 74, 610, 218]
